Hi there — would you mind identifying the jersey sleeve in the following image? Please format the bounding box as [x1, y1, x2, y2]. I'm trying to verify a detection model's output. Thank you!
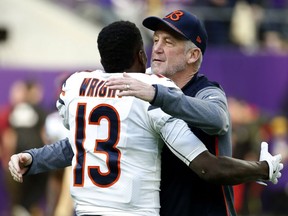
[148, 107, 207, 166]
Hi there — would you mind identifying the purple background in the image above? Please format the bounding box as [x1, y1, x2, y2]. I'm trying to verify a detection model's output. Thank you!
[201, 48, 288, 115]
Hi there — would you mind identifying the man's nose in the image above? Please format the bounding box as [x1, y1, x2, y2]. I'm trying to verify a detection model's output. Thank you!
[153, 42, 163, 53]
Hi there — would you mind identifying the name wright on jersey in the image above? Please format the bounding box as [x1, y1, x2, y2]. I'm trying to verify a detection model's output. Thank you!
[79, 78, 119, 98]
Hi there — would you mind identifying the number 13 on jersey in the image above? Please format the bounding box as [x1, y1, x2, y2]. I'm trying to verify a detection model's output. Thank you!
[73, 103, 121, 188]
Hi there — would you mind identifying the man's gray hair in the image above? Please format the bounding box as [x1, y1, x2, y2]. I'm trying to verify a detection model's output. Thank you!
[184, 40, 203, 72]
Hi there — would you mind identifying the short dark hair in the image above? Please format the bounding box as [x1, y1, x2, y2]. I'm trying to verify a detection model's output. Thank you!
[97, 21, 143, 73]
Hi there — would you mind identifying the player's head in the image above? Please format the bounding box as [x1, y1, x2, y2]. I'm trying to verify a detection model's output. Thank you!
[142, 10, 207, 77]
[97, 21, 147, 73]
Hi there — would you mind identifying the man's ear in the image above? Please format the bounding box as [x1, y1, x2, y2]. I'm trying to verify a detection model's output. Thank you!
[187, 48, 200, 64]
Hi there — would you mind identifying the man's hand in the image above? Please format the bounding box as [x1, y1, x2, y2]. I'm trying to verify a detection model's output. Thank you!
[105, 72, 156, 102]
[258, 142, 283, 185]
[8, 153, 32, 183]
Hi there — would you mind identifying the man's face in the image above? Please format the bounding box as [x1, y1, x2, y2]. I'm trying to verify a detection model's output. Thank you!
[150, 29, 187, 78]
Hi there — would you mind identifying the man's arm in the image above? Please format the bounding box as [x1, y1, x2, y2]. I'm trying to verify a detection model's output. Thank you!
[106, 73, 229, 135]
[154, 85, 229, 135]
[26, 138, 73, 174]
[8, 138, 73, 182]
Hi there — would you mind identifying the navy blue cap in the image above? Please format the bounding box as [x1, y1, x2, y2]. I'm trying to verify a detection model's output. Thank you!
[143, 9, 208, 54]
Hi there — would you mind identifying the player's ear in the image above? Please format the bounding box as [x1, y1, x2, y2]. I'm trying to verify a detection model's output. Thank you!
[138, 49, 147, 66]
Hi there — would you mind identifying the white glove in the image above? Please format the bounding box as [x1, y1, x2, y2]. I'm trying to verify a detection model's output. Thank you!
[257, 142, 283, 185]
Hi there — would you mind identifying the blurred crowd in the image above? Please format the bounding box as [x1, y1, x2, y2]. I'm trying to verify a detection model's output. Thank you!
[46, 0, 288, 55]
[228, 97, 288, 216]
[0, 0, 288, 216]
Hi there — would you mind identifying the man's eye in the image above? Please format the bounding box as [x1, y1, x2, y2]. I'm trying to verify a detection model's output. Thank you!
[166, 40, 173, 45]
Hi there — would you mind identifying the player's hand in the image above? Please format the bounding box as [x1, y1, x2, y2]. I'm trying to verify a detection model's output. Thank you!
[105, 72, 156, 102]
[8, 153, 32, 183]
[258, 142, 283, 185]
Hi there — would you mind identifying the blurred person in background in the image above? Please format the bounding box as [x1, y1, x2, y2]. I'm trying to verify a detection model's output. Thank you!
[260, 30, 288, 54]
[5, 80, 48, 216]
[230, 0, 288, 53]
[258, 0, 288, 54]
[0, 80, 28, 216]
[0, 81, 28, 168]
[230, 0, 264, 50]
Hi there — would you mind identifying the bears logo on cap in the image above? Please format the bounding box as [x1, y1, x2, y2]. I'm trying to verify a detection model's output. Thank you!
[165, 10, 184, 21]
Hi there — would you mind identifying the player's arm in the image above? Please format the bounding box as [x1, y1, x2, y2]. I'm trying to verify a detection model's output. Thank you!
[8, 138, 73, 183]
[149, 109, 283, 185]
[189, 142, 282, 185]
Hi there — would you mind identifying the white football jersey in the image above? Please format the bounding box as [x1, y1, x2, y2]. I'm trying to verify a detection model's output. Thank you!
[57, 70, 207, 216]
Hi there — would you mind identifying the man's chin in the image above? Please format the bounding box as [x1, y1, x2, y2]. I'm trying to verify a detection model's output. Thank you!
[150, 66, 162, 75]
